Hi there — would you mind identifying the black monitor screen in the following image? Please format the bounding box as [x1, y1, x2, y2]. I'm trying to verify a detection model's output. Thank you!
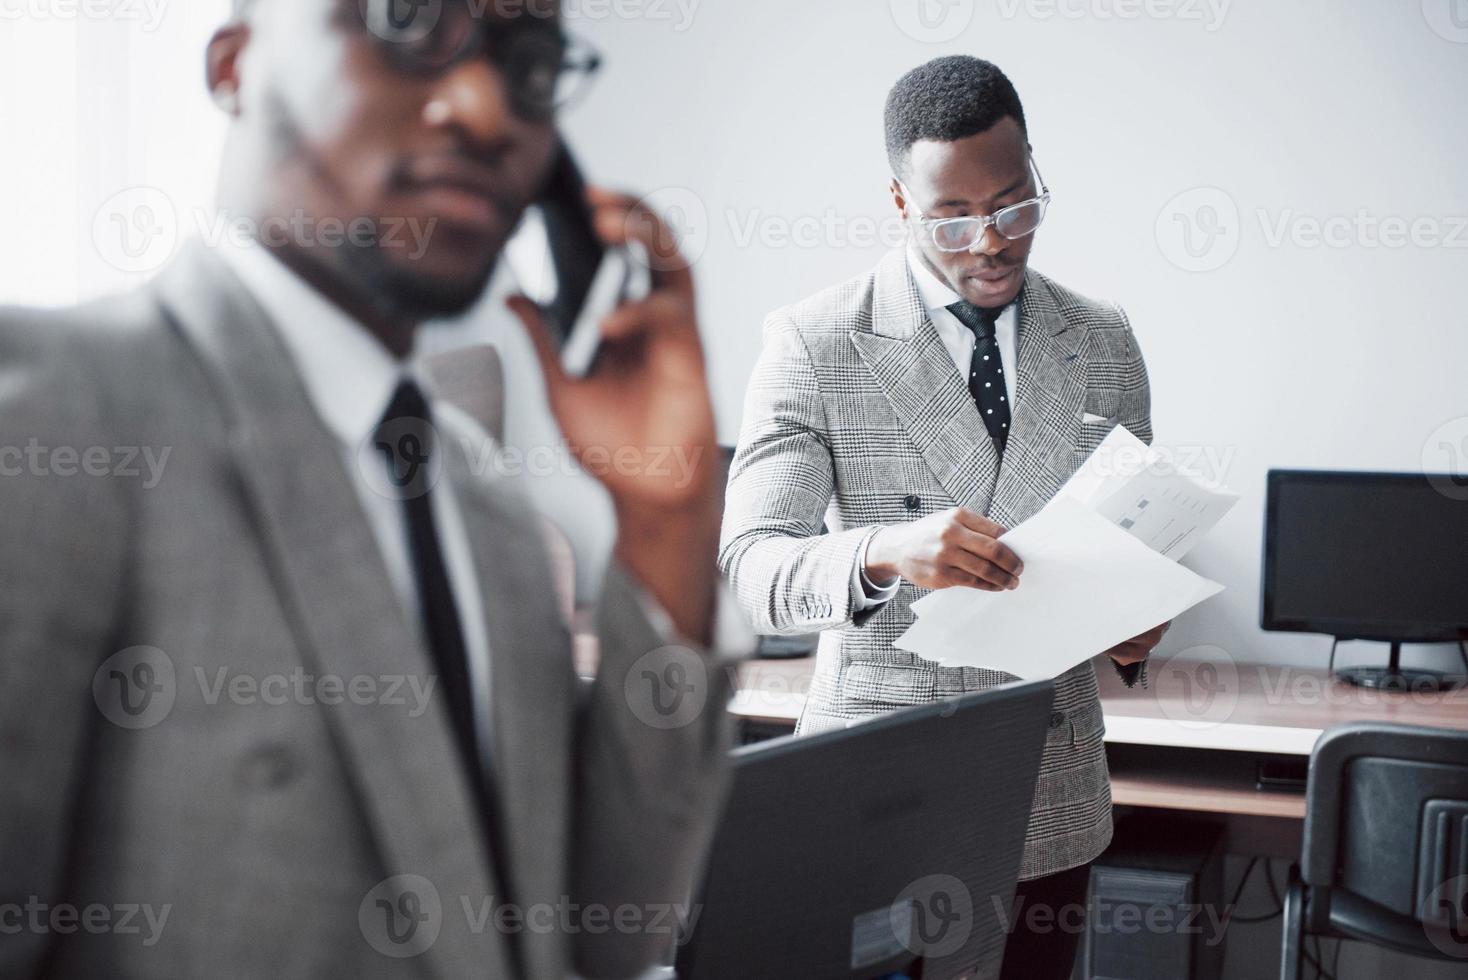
[1263, 471, 1468, 641]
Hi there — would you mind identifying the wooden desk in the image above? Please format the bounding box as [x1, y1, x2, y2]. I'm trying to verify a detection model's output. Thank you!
[724, 655, 1468, 825]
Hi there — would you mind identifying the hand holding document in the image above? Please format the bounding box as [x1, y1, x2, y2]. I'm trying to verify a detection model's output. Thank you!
[894, 426, 1238, 680]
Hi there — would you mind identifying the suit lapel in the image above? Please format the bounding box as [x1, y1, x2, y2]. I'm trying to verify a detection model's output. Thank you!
[438, 429, 574, 980]
[850, 250, 1001, 512]
[989, 270, 1088, 528]
[151, 244, 508, 980]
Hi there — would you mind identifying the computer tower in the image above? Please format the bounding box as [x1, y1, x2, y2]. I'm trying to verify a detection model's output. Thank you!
[1082, 815, 1227, 980]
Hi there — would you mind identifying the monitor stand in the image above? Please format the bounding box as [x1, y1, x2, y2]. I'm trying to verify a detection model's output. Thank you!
[1330, 638, 1468, 692]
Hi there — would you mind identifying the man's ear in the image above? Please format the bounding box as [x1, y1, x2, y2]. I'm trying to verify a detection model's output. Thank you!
[890, 178, 907, 218]
[206, 23, 250, 117]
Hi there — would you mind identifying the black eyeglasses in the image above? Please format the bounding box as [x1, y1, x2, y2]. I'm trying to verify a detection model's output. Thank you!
[353, 0, 602, 120]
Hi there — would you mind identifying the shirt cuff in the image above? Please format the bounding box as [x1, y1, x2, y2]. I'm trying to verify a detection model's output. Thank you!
[851, 529, 901, 612]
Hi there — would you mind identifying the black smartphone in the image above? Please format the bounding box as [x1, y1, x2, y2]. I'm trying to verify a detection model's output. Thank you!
[506, 142, 650, 376]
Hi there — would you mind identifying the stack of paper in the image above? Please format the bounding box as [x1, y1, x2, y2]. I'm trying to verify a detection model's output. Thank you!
[894, 426, 1238, 680]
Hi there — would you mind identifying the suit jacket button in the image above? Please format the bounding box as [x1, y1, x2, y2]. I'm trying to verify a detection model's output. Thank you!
[1049, 711, 1066, 729]
[903, 495, 921, 512]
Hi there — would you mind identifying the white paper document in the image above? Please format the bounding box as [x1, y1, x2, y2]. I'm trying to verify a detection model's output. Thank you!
[894, 426, 1237, 679]
[1058, 424, 1238, 560]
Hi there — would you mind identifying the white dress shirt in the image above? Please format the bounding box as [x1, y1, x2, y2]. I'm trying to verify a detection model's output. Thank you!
[851, 248, 1023, 611]
[220, 240, 497, 759]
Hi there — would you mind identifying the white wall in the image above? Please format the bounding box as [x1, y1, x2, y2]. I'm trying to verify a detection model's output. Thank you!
[6, 1, 1463, 670]
[545, 0, 1468, 669]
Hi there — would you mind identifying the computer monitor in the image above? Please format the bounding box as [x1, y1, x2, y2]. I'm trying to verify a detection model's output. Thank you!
[1262, 469, 1468, 689]
[675, 679, 1055, 980]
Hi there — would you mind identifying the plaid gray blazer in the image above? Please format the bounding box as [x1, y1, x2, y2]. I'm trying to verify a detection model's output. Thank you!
[720, 249, 1152, 880]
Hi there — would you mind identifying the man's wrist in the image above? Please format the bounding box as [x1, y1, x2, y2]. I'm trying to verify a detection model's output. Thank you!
[863, 527, 901, 587]
[613, 494, 720, 645]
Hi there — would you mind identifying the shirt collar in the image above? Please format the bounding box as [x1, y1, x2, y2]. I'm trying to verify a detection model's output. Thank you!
[219, 238, 407, 451]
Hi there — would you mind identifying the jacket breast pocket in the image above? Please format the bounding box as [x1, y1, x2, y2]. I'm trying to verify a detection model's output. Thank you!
[1076, 419, 1117, 456]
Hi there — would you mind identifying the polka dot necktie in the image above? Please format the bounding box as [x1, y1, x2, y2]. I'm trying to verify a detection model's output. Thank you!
[947, 300, 1011, 454]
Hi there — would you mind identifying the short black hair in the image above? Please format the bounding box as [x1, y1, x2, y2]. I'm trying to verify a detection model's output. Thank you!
[884, 56, 1027, 177]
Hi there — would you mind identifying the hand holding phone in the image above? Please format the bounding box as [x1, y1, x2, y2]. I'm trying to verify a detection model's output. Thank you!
[505, 177, 720, 641]
[505, 143, 651, 377]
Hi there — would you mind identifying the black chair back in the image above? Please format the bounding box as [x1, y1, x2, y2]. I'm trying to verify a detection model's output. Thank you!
[1286, 722, 1468, 970]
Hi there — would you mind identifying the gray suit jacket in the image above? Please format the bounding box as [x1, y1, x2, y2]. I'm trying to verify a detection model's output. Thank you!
[720, 250, 1152, 880]
[0, 244, 731, 979]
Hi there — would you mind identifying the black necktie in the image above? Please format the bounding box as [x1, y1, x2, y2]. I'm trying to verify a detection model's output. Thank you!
[376, 379, 481, 772]
[375, 379, 518, 967]
[947, 301, 1012, 454]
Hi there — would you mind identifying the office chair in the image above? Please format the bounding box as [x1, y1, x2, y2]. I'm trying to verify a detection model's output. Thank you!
[1281, 722, 1468, 977]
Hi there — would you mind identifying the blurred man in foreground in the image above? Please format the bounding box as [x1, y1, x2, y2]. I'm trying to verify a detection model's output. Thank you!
[0, 2, 732, 977]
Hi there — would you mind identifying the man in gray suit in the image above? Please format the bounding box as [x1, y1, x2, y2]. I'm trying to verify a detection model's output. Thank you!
[1, 2, 733, 978]
[721, 57, 1167, 978]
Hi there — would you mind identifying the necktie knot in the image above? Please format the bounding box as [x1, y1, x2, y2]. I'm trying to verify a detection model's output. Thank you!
[947, 300, 1001, 340]
[375, 378, 438, 496]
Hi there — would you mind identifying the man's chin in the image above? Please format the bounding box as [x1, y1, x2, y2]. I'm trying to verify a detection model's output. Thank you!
[379, 251, 501, 321]
[960, 266, 1026, 309]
